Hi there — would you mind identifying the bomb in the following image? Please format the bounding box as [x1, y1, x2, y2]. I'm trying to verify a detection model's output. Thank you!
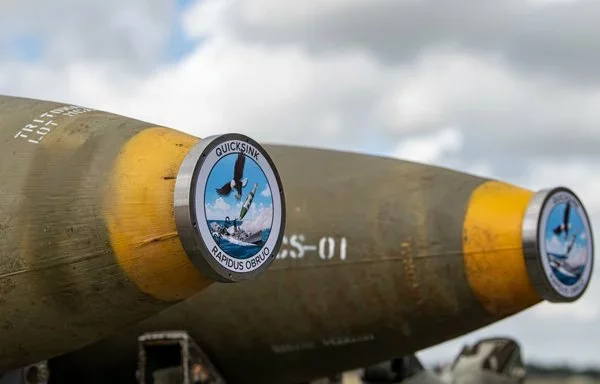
[47, 145, 595, 383]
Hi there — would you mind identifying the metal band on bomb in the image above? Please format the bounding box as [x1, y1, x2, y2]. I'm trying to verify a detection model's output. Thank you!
[174, 134, 286, 283]
[523, 187, 594, 302]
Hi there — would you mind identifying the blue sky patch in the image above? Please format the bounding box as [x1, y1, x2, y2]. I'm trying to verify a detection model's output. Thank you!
[164, 0, 204, 62]
[7, 34, 43, 62]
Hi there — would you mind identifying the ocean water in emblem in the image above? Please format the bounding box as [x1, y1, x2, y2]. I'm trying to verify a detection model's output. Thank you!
[544, 201, 589, 286]
[204, 152, 274, 260]
[207, 219, 272, 259]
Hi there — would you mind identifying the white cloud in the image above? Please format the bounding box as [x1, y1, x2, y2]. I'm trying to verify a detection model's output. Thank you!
[565, 244, 588, 269]
[392, 127, 463, 165]
[0, 0, 174, 70]
[7, 1, 600, 158]
[205, 194, 271, 223]
[213, 197, 231, 212]
[546, 235, 565, 255]
[182, 0, 237, 38]
[519, 161, 600, 214]
[205, 197, 240, 221]
[240, 205, 272, 233]
[260, 185, 271, 197]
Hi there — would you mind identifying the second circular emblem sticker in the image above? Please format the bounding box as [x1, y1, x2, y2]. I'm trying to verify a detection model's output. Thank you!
[523, 187, 594, 302]
[175, 134, 285, 283]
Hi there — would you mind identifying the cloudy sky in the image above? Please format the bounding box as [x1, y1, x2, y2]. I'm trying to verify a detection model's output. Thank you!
[2, 0, 600, 369]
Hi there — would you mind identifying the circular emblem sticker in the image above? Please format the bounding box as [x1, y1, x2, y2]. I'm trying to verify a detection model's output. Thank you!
[174, 134, 285, 283]
[523, 187, 594, 302]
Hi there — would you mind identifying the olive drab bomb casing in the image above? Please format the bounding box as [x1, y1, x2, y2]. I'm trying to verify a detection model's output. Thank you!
[0, 95, 285, 371]
[48, 145, 595, 384]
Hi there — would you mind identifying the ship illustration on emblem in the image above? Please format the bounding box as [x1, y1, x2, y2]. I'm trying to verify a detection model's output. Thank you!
[205, 150, 274, 260]
[545, 200, 589, 285]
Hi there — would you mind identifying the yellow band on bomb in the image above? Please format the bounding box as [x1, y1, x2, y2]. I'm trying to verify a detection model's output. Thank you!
[463, 180, 540, 316]
[104, 127, 211, 302]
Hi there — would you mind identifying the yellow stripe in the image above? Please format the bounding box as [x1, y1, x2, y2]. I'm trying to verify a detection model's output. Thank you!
[463, 180, 540, 316]
[104, 127, 212, 302]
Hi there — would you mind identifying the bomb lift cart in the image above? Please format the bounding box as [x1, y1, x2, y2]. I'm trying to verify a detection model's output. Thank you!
[136, 330, 226, 384]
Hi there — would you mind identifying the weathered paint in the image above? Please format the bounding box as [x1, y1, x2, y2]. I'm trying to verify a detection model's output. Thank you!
[463, 180, 540, 315]
[49, 145, 550, 384]
[0, 96, 213, 370]
[104, 127, 210, 302]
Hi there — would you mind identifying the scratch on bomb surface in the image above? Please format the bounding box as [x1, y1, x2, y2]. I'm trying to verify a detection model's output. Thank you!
[136, 232, 178, 246]
[0, 277, 16, 304]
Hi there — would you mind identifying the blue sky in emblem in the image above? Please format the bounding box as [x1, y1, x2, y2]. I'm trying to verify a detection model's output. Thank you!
[545, 203, 588, 254]
[205, 153, 273, 216]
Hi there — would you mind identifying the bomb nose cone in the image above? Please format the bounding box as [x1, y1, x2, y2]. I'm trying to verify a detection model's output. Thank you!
[0, 95, 285, 370]
[463, 182, 594, 316]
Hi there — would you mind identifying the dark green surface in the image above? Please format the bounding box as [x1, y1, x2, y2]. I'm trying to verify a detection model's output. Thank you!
[0, 96, 176, 370]
[50, 145, 501, 384]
